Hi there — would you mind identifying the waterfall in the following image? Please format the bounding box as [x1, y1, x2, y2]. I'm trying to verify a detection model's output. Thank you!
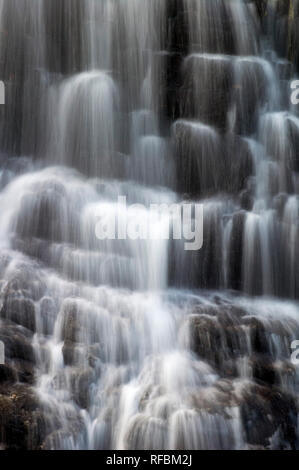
[0, 0, 299, 450]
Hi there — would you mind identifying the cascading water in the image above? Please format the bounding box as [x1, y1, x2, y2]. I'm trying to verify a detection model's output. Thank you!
[0, 0, 299, 450]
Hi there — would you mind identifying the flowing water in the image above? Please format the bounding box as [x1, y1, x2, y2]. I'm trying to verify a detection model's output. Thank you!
[0, 0, 299, 450]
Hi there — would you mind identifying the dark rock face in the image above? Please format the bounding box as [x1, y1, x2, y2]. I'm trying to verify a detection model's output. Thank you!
[165, 0, 188, 121]
[173, 122, 253, 198]
[1, 298, 36, 332]
[189, 302, 299, 376]
[0, 384, 45, 450]
[0, 364, 17, 384]
[188, 298, 299, 449]
[173, 120, 225, 196]
[226, 211, 246, 291]
[241, 384, 297, 449]
[189, 305, 248, 373]
[183, 55, 233, 130]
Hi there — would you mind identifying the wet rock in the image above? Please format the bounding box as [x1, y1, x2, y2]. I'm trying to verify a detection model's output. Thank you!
[173, 120, 225, 197]
[197, 204, 225, 289]
[1, 297, 36, 332]
[190, 315, 222, 365]
[42, 430, 74, 450]
[165, 0, 188, 120]
[41, 408, 84, 450]
[287, 116, 299, 172]
[62, 341, 77, 366]
[2, 266, 46, 301]
[0, 364, 17, 384]
[62, 341, 87, 366]
[11, 359, 35, 385]
[59, 299, 101, 345]
[226, 211, 246, 291]
[0, 384, 45, 450]
[69, 367, 94, 409]
[40, 296, 57, 336]
[240, 189, 254, 211]
[251, 355, 277, 386]
[63, 340, 102, 368]
[60, 300, 81, 343]
[189, 313, 248, 371]
[253, 0, 267, 19]
[232, 59, 269, 135]
[273, 192, 289, 218]
[0, 325, 35, 364]
[15, 181, 70, 244]
[241, 384, 297, 449]
[183, 55, 233, 130]
[243, 317, 271, 356]
[125, 415, 167, 450]
[224, 136, 253, 193]
[275, 60, 293, 80]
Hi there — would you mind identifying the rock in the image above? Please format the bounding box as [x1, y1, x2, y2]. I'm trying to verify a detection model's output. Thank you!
[62, 341, 102, 368]
[59, 298, 100, 345]
[15, 181, 69, 243]
[40, 296, 57, 336]
[125, 414, 167, 450]
[224, 135, 253, 193]
[183, 55, 233, 130]
[240, 383, 297, 449]
[0, 364, 17, 384]
[2, 267, 46, 301]
[251, 355, 276, 386]
[243, 317, 271, 356]
[11, 359, 35, 385]
[240, 189, 254, 211]
[69, 367, 94, 409]
[0, 326, 35, 364]
[232, 58, 269, 135]
[165, 0, 188, 120]
[60, 300, 81, 343]
[190, 315, 222, 366]
[0, 384, 45, 450]
[42, 430, 74, 450]
[173, 120, 225, 197]
[1, 297, 36, 332]
[62, 341, 81, 366]
[253, 0, 267, 19]
[189, 312, 248, 371]
[226, 211, 246, 291]
[197, 203, 225, 289]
